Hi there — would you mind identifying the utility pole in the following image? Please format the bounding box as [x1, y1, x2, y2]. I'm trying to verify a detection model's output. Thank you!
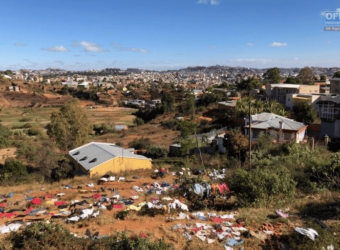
[249, 100, 252, 168]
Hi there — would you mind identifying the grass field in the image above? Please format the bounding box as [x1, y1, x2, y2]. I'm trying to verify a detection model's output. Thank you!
[0, 106, 137, 129]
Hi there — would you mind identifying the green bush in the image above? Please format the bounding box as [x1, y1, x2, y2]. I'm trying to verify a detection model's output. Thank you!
[0, 123, 11, 148]
[0, 222, 173, 250]
[133, 117, 145, 126]
[19, 118, 31, 122]
[128, 137, 152, 150]
[231, 166, 296, 207]
[145, 145, 168, 159]
[26, 127, 42, 136]
[1, 159, 27, 177]
[161, 119, 179, 130]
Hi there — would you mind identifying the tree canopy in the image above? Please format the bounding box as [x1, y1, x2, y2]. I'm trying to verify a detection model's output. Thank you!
[263, 67, 282, 84]
[333, 70, 340, 78]
[292, 102, 318, 124]
[237, 77, 262, 91]
[47, 99, 92, 150]
[236, 97, 288, 118]
[298, 67, 314, 85]
[161, 92, 175, 113]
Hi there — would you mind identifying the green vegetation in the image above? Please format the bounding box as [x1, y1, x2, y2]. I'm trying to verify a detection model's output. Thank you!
[231, 165, 296, 207]
[236, 97, 288, 118]
[0, 222, 173, 250]
[0, 123, 12, 148]
[333, 70, 340, 78]
[292, 102, 318, 124]
[263, 67, 282, 84]
[47, 99, 92, 150]
[161, 92, 175, 113]
[298, 67, 314, 85]
[133, 117, 145, 126]
[237, 77, 262, 91]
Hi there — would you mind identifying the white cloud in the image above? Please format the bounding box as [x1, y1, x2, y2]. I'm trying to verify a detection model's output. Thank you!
[295, 57, 299, 60]
[113, 43, 149, 53]
[197, 0, 221, 5]
[327, 41, 333, 44]
[270, 42, 287, 47]
[42, 45, 68, 52]
[14, 43, 26, 46]
[247, 42, 254, 46]
[234, 58, 271, 64]
[210, 45, 216, 49]
[74, 41, 104, 52]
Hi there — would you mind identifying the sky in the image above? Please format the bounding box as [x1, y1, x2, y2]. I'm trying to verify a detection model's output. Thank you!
[0, 0, 339, 71]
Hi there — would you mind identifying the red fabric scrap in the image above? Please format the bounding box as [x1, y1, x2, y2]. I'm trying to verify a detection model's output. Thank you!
[0, 212, 17, 218]
[113, 204, 123, 209]
[31, 198, 41, 205]
[54, 201, 66, 206]
[212, 217, 223, 223]
[0, 203, 6, 208]
[45, 194, 53, 199]
[92, 194, 101, 200]
[25, 207, 33, 214]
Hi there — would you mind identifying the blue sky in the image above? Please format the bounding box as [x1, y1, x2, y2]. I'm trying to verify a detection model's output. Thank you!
[0, 0, 339, 70]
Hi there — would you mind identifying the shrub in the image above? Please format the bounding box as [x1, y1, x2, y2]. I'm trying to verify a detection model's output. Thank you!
[161, 119, 179, 130]
[26, 127, 42, 136]
[145, 145, 168, 159]
[231, 166, 296, 207]
[128, 137, 152, 150]
[0, 123, 11, 148]
[1, 159, 27, 177]
[19, 117, 31, 122]
[0, 222, 174, 250]
[133, 117, 145, 126]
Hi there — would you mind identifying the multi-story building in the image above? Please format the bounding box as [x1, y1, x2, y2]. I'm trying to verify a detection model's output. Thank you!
[266, 84, 320, 105]
[317, 96, 340, 138]
[330, 78, 340, 93]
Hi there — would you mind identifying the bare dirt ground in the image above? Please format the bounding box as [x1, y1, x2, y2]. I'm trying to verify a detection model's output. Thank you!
[0, 148, 17, 164]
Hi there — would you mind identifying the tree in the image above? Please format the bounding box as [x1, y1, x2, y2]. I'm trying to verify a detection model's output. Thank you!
[47, 99, 92, 150]
[237, 77, 262, 91]
[35, 141, 60, 181]
[333, 70, 340, 78]
[298, 67, 314, 85]
[161, 92, 175, 113]
[292, 102, 317, 124]
[223, 128, 248, 160]
[236, 97, 288, 118]
[4, 70, 13, 76]
[2, 159, 27, 176]
[320, 75, 327, 82]
[285, 77, 302, 84]
[178, 120, 198, 139]
[133, 117, 144, 126]
[263, 67, 282, 84]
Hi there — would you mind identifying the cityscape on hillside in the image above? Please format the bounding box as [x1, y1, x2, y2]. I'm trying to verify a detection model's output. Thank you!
[0, 0, 339, 249]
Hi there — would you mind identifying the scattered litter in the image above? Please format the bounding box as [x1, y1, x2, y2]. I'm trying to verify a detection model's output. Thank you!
[295, 227, 319, 241]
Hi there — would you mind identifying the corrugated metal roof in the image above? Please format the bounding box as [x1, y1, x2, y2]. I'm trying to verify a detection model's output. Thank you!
[247, 112, 305, 131]
[69, 142, 151, 171]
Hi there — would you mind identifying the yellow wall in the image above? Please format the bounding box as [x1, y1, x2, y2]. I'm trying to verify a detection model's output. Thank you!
[299, 85, 319, 94]
[89, 157, 152, 177]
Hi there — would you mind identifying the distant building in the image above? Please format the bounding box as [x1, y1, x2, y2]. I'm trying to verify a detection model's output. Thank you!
[266, 84, 320, 105]
[244, 112, 307, 143]
[114, 125, 128, 131]
[286, 93, 337, 113]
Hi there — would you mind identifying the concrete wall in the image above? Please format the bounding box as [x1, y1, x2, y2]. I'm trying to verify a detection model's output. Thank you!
[299, 85, 320, 94]
[71, 156, 152, 177]
[89, 157, 152, 177]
